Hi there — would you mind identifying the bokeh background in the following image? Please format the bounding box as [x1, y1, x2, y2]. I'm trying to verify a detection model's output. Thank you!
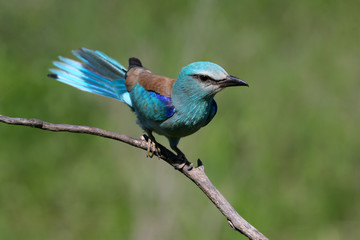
[1, 0, 359, 239]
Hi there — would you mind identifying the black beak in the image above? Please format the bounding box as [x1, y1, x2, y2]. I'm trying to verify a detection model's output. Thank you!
[219, 75, 249, 88]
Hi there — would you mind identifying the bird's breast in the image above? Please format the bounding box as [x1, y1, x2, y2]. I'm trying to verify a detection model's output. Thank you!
[139, 99, 213, 138]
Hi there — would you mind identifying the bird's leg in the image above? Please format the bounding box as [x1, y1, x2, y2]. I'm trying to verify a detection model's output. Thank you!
[144, 129, 158, 158]
[171, 145, 185, 160]
[171, 145, 193, 170]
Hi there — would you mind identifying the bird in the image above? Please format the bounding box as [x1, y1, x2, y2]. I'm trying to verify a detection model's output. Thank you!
[48, 48, 248, 166]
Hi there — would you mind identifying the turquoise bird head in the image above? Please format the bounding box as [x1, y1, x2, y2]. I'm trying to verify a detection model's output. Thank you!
[175, 62, 248, 99]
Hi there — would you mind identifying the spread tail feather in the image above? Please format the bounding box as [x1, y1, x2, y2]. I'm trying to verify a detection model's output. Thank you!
[48, 48, 132, 107]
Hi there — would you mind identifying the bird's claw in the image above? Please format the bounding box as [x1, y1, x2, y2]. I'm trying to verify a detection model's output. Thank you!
[147, 138, 158, 158]
[174, 153, 193, 171]
[177, 161, 193, 171]
[142, 134, 159, 158]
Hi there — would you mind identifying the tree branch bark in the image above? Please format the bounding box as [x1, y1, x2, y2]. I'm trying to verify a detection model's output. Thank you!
[0, 114, 268, 240]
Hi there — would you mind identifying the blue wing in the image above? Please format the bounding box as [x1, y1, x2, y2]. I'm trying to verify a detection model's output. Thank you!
[130, 84, 175, 121]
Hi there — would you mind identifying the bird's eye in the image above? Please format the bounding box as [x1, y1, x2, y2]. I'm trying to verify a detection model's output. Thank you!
[199, 75, 209, 81]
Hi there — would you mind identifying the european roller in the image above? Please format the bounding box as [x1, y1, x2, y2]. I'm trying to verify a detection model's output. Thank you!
[48, 48, 248, 165]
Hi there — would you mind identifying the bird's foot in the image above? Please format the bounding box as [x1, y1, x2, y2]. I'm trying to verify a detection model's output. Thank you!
[175, 154, 193, 171]
[147, 138, 158, 158]
[141, 134, 160, 158]
[171, 146, 192, 171]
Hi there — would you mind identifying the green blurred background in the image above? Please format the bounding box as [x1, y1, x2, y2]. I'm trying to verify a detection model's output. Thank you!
[1, 0, 359, 239]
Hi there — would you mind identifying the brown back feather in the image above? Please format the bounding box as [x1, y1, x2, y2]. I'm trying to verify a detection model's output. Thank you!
[125, 67, 176, 97]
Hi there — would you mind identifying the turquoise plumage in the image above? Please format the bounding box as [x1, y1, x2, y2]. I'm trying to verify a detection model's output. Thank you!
[48, 48, 248, 161]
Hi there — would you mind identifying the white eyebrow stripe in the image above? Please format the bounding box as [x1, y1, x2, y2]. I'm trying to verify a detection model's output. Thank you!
[197, 70, 228, 81]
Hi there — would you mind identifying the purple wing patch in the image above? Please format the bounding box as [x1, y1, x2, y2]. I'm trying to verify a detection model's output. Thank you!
[149, 91, 175, 118]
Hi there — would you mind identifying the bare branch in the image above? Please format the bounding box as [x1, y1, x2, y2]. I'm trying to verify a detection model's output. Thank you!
[0, 114, 268, 240]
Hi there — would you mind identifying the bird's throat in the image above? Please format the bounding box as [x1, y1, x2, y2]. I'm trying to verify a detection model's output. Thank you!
[172, 82, 214, 128]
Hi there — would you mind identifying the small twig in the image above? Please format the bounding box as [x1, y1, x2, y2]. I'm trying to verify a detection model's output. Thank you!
[0, 114, 268, 240]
